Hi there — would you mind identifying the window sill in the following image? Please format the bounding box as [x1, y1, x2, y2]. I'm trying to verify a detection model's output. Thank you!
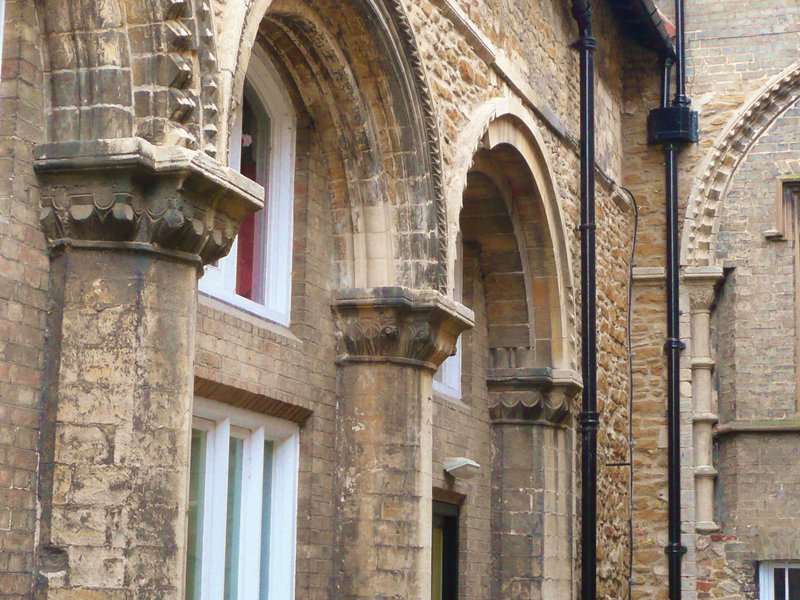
[433, 389, 471, 411]
[198, 292, 301, 346]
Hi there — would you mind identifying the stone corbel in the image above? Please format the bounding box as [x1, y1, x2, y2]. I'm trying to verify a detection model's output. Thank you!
[34, 137, 263, 266]
[487, 360, 582, 424]
[331, 287, 474, 370]
[685, 265, 724, 533]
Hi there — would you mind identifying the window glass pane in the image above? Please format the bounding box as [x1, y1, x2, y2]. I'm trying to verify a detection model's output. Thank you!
[259, 441, 274, 600]
[185, 429, 207, 600]
[236, 91, 271, 304]
[776, 568, 787, 600]
[224, 437, 245, 600]
[788, 568, 800, 600]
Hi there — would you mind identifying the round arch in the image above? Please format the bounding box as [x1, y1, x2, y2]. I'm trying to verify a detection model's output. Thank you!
[223, 0, 448, 291]
[449, 98, 577, 369]
[682, 60, 800, 267]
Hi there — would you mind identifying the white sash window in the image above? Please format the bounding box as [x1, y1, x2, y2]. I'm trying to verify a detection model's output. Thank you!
[185, 397, 299, 600]
[200, 47, 295, 326]
[760, 562, 800, 600]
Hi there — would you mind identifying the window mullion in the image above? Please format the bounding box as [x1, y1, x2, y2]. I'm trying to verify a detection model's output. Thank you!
[238, 427, 266, 599]
[202, 418, 231, 600]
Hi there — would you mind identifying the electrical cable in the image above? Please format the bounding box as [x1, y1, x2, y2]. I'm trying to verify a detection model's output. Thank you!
[621, 185, 640, 600]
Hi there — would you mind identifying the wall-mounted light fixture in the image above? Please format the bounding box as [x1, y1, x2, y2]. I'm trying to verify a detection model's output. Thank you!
[443, 457, 480, 480]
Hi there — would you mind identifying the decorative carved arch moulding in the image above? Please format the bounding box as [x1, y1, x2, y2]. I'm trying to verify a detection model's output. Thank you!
[39, 0, 222, 153]
[229, 0, 450, 292]
[682, 60, 800, 267]
[448, 97, 579, 372]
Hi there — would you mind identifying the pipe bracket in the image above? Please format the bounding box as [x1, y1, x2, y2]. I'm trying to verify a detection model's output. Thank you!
[664, 543, 688, 556]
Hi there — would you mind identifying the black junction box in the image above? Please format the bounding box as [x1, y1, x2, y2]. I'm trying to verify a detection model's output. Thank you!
[647, 105, 699, 145]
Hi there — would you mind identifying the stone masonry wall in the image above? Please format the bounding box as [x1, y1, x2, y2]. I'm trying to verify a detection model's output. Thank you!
[709, 99, 800, 577]
[623, 42, 672, 600]
[629, 2, 800, 600]
[0, 0, 657, 598]
[715, 99, 800, 422]
[400, 1, 645, 596]
[0, 3, 48, 600]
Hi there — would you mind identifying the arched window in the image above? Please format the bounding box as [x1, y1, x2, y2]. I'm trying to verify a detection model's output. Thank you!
[200, 48, 296, 326]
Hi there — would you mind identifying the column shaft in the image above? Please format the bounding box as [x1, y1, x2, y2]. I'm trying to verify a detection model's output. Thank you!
[33, 139, 263, 598]
[686, 266, 723, 533]
[40, 249, 197, 597]
[335, 362, 433, 599]
[331, 287, 473, 600]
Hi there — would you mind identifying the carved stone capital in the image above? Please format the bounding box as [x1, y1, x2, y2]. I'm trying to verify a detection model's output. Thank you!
[332, 287, 474, 370]
[487, 368, 582, 424]
[34, 138, 263, 265]
[684, 265, 724, 313]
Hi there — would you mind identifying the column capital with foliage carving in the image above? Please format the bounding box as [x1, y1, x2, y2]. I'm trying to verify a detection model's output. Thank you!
[34, 137, 263, 266]
[332, 287, 474, 371]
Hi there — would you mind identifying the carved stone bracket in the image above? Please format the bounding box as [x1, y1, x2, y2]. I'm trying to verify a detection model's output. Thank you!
[332, 287, 474, 370]
[34, 137, 263, 266]
[487, 367, 582, 424]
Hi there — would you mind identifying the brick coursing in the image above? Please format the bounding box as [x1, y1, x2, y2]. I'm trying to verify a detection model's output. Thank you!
[0, 2, 48, 599]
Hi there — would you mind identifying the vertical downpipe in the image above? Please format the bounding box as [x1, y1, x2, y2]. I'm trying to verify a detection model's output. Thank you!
[667, 2, 689, 599]
[664, 128, 685, 600]
[649, 1, 697, 597]
[570, 2, 597, 600]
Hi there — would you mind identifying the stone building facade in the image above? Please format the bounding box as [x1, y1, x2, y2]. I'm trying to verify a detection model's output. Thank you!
[627, 1, 800, 600]
[0, 1, 796, 600]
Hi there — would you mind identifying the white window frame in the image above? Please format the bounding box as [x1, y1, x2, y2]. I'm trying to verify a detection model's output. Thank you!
[200, 44, 296, 326]
[190, 396, 299, 600]
[759, 561, 800, 600]
[434, 236, 463, 399]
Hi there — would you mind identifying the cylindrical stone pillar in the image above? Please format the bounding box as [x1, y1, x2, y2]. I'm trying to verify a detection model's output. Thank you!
[42, 249, 198, 594]
[331, 287, 473, 600]
[685, 266, 723, 534]
[34, 139, 262, 599]
[487, 366, 581, 600]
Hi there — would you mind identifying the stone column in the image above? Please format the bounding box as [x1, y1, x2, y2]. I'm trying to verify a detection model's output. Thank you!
[685, 266, 723, 534]
[331, 288, 473, 600]
[34, 139, 262, 599]
[486, 357, 582, 600]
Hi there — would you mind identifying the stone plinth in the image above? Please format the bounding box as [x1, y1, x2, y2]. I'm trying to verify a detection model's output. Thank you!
[331, 287, 473, 600]
[34, 138, 262, 599]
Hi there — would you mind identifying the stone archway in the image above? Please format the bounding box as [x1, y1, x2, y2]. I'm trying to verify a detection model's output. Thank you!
[229, 0, 449, 291]
[449, 98, 578, 371]
[222, 4, 473, 599]
[682, 60, 800, 268]
[452, 100, 581, 600]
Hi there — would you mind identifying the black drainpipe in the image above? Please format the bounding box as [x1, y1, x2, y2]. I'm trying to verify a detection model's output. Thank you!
[647, 1, 697, 599]
[570, 2, 597, 600]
